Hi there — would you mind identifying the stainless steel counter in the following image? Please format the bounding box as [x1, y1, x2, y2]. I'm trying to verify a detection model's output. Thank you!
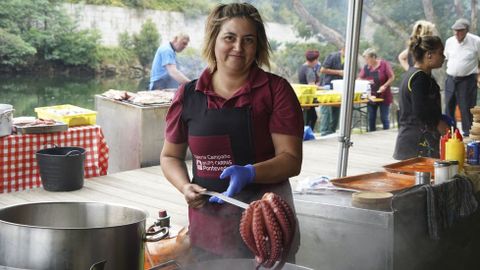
[95, 95, 170, 173]
[294, 186, 480, 270]
[294, 191, 393, 270]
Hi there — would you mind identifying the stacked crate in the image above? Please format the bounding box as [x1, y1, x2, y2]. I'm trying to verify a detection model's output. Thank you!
[291, 84, 317, 105]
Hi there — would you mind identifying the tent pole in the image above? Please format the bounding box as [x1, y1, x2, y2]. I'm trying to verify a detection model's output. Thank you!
[336, 0, 363, 178]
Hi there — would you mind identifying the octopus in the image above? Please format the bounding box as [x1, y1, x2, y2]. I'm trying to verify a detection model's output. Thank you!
[239, 192, 296, 270]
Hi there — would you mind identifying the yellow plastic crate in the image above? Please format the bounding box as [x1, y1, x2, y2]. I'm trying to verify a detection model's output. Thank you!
[330, 92, 342, 102]
[35, 104, 97, 127]
[316, 92, 362, 103]
[297, 94, 317, 105]
[291, 84, 317, 96]
[316, 91, 328, 103]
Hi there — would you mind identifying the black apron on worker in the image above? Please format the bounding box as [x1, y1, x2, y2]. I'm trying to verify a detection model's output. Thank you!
[394, 69, 441, 160]
[182, 80, 259, 258]
[363, 65, 381, 99]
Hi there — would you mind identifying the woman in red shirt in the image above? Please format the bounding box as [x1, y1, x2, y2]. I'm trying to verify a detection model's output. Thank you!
[358, 48, 395, 131]
[160, 2, 303, 264]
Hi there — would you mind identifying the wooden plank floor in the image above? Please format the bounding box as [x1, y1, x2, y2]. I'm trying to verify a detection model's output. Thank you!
[0, 129, 398, 227]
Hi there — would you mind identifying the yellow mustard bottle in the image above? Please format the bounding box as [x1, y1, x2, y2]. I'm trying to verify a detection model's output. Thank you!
[445, 133, 465, 172]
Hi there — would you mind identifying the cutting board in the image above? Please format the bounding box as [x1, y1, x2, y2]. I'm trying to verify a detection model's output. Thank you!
[351, 191, 393, 211]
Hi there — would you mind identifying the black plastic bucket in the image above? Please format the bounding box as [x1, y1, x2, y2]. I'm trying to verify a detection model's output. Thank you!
[36, 146, 86, 191]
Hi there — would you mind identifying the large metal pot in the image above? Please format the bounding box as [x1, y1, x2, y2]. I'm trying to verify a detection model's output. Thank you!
[0, 104, 14, 137]
[186, 259, 312, 270]
[0, 202, 166, 270]
[149, 259, 313, 270]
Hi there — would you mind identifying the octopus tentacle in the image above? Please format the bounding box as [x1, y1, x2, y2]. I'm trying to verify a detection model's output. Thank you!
[260, 200, 283, 268]
[239, 201, 258, 255]
[275, 194, 297, 270]
[252, 201, 268, 266]
[264, 193, 293, 246]
[239, 192, 296, 269]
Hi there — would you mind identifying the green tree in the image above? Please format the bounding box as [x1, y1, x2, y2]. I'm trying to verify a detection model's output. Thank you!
[66, 0, 214, 16]
[0, 28, 36, 68]
[0, 0, 101, 71]
[46, 29, 101, 67]
[133, 18, 160, 69]
[118, 31, 134, 50]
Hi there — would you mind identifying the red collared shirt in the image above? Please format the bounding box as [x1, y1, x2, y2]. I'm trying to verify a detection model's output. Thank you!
[165, 65, 303, 162]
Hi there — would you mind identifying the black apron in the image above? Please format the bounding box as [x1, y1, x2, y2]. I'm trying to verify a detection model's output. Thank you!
[363, 65, 380, 95]
[183, 80, 296, 259]
[393, 70, 441, 160]
[395, 124, 440, 160]
[363, 65, 383, 105]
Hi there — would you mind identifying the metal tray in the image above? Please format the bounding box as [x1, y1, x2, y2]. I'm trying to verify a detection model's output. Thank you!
[14, 122, 68, 134]
[330, 171, 415, 193]
[382, 157, 437, 176]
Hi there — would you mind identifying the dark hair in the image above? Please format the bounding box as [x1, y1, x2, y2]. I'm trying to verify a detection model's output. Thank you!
[202, 3, 271, 71]
[305, 50, 319, 61]
[408, 35, 443, 63]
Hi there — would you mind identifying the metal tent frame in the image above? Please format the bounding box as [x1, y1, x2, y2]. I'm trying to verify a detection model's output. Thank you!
[336, 0, 364, 177]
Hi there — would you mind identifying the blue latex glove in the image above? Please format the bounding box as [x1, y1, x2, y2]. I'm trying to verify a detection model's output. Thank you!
[441, 114, 456, 127]
[209, 164, 255, 204]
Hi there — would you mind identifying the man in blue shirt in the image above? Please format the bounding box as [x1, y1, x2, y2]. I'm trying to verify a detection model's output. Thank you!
[149, 33, 191, 90]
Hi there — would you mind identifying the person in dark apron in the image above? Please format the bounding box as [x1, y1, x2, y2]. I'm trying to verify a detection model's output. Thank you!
[357, 48, 394, 131]
[160, 3, 303, 264]
[394, 35, 450, 160]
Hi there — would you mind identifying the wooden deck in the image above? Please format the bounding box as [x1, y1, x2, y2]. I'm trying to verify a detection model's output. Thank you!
[0, 129, 399, 227]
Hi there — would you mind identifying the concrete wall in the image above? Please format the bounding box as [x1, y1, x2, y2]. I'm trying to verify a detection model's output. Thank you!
[63, 4, 307, 50]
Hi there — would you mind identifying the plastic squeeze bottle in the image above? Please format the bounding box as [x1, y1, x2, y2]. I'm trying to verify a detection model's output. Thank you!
[454, 128, 463, 141]
[440, 129, 451, 160]
[445, 131, 465, 172]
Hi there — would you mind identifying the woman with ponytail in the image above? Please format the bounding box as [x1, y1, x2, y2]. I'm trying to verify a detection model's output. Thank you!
[393, 36, 450, 160]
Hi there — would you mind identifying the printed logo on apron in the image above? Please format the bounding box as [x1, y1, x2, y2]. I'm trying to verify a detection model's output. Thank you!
[189, 135, 235, 179]
[417, 126, 440, 158]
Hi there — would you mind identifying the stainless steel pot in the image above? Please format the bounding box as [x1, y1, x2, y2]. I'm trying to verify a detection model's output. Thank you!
[149, 259, 313, 270]
[186, 259, 312, 270]
[0, 104, 14, 137]
[0, 202, 166, 270]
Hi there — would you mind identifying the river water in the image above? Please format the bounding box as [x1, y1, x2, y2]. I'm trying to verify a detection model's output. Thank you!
[0, 74, 148, 117]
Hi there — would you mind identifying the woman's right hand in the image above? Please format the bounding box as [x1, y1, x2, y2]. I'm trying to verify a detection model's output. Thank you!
[181, 183, 207, 208]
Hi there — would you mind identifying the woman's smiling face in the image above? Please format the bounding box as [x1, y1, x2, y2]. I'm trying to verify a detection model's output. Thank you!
[214, 17, 257, 74]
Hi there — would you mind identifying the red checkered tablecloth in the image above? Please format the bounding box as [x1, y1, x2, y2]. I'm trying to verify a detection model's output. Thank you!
[0, 125, 109, 193]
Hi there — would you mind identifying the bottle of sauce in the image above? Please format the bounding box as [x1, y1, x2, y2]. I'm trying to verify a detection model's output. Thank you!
[445, 131, 465, 172]
[440, 129, 451, 160]
[455, 128, 463, 141]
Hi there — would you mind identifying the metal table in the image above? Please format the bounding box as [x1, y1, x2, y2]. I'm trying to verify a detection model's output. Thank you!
[294, 191, 393, 270]
[95, 95, 169, 173]
[294, 186, 480, 270]
[301, 98, 383, 133]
